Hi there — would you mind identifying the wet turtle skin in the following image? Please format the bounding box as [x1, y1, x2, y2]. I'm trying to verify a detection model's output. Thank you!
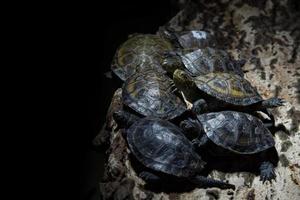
[127, 117, 205, 177]
[178, 48, 245, 77]
[122, 69, 187, 120]
[111, 34, 173, 81]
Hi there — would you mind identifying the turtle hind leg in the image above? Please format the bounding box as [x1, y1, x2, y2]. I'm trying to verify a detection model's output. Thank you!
[261, 97, 286, 108]
[139, 171, 161, 184]
[190, 175, 235, 190]
[259, 161, 276, 183]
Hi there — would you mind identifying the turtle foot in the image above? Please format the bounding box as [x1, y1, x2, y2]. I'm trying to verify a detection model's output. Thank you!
[262, 97, 286, 108]
[259, 162, 276, 183]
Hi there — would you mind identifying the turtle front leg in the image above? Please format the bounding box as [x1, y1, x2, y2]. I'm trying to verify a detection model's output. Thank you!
[192, 99, 208, 114]
[261, 97, 285, 108]
[259, 161, 276, 183]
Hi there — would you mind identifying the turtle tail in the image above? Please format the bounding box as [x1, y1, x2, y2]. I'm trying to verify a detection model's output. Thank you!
[189, 176, 235, 190]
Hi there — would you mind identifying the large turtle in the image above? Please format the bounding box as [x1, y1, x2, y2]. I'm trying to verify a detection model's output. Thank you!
[113, 110, 235, 189]
[162, 47, 246, 77]
[173, 69, 284, 116]
[111, 34, 173, 81]
[180, 111, 279, 183]
[122, 69, 188, 121]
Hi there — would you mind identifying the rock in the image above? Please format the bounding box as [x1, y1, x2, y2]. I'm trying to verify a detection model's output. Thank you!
[98, 0, 300, 199]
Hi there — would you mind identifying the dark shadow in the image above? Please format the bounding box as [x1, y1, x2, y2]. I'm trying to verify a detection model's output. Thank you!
[84, 1, 179, 200]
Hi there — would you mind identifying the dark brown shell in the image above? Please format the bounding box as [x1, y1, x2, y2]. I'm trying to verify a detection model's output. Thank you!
[123, 70, 186, 120]
[179, 48, 244, 77]
[127, 118, 205, 177]
[176, 31, 216, 49]
[193, 72, 262, 106]
[111, 34, 173, 81]
[197, 111, 275, 154]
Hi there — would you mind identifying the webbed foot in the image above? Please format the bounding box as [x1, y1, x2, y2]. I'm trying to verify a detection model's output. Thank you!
[259, 162, 276, 183]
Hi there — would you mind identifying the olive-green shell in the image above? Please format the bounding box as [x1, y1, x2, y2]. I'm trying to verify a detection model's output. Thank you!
[112, 34, 173, 81]
[193, 72, 262, 105]
[123, 70, 186, 120]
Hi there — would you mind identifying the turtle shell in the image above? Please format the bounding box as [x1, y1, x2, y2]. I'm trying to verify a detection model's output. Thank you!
[176, 31, 216, 49]
[127, 118, 205, 177]
[193, 72, 262, 106]
[111, 34, 173, 81]
[123, 69, 187, 120]
[197, 111, 275, 154]
[179, 48, 244, 77]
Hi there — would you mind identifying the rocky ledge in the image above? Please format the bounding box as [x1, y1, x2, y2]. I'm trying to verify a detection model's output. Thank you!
[96, 0, 300, 199]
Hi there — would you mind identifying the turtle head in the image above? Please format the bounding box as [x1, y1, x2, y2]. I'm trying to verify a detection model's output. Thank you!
[173, 69, 192, 90]
[162, 52, 183, 74]
[158, 26, 181, 47]
[180, 119, 203, 140]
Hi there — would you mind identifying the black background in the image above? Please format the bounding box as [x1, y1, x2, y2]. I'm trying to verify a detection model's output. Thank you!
[84, 1, 178, 199]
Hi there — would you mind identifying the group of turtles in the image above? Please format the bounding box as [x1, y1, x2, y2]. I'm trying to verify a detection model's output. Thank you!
[109, 28, 285, 190]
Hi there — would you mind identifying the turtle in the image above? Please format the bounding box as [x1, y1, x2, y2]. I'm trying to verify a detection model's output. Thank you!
[113, 110, 236, 190]
[172, 69, 285, 118]
[111, 34, 173, 81]
[180, 111, 279, 183]
[121, 69, 188, 121]
[162, 47, 246, 77]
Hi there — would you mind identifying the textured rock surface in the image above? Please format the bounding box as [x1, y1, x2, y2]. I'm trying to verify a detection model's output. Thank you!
[97, 0, 300, 199]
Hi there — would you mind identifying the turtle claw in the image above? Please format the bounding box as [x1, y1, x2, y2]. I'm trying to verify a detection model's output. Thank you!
[275, 98, 286, 106]
[191, 139, 200, 148]
[262, 97, 286, 108]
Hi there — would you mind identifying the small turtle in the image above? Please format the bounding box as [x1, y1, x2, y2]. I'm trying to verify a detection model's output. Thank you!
[113, 110, 235, 189]
[122, 69, 187, 121]
[162, 47, 246, 77]
[111, 34, 173, 81]
[180, 111, 279, 183]
[173, 69, 284, 116]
